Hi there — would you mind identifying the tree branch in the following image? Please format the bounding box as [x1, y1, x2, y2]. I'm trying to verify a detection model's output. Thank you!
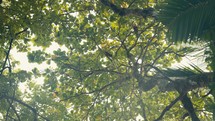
[134, 91, 148, 121]
[100, 0, 155, 18]
[60, 75, 131, 101]
[83, 92, 101, 120]
[10, 104, 21, 121]
[180, 93, 200, 121]
[0, 28, 28, 75]
[3, 96, 37, 121]
[2, 95, 50, 121]
[180, 112, 189, 121]
[154, 93, 185, 121]
[146, 43, 173, 72]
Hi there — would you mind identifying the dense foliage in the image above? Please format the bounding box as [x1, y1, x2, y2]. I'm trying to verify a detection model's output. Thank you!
[0, 0, 214, 120]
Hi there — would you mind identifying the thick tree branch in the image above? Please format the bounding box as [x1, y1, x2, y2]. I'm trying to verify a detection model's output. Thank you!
[180, 93, 200, 121]
[154, 93, 185, 121]
[100, 0, 155, 18]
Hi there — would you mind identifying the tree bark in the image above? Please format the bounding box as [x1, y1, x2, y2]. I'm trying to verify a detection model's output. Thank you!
[180, 93, 200, 121]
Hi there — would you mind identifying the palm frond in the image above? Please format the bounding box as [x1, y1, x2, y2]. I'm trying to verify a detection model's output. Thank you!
[162, 63, 204, 77]
[157, 0, 215, 42]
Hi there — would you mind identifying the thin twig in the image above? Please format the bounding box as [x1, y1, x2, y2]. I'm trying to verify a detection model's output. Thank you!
[83, 92, 100, 120]
[61, 75, 131, 101]
[128, 0, 136, 8]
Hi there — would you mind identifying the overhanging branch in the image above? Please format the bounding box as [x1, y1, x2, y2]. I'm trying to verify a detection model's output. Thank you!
[180, 93, 200, 121]
[154, 93, 185, 121]
[100, 0, 156, 18]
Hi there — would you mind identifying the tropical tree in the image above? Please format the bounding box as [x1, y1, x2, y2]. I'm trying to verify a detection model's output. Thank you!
[0, 0, 214, 120]
[158, 0, 215, 120]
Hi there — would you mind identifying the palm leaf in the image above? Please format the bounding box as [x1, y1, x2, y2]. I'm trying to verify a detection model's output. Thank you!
[157, 0, 215, 42]
[162, 63, 204, 77]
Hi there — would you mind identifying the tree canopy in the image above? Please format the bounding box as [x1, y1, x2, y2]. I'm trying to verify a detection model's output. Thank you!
[0, 0, 215, 121]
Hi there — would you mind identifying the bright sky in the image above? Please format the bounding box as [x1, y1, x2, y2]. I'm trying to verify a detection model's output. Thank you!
[11, 42, 67, 71]
[11, 42, 67, 92]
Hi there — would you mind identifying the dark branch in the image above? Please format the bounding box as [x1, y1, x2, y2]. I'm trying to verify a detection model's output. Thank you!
[180, 113, 189, 121]
[180, 93, 200, 121]
[3, 96, 37, 121]
[128, 0, 136, 8]
[100, 0, 156, 18]
[2, 95, 50, 121]
[202, 89, 212, 98]
[10, 104, 21, 121]
[154, 93, 184, 121]
[83, 92, 100, 120]
[147, 43, 173, 72]
[0, 28, 28, 75]
[60, 75, 131, 101]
